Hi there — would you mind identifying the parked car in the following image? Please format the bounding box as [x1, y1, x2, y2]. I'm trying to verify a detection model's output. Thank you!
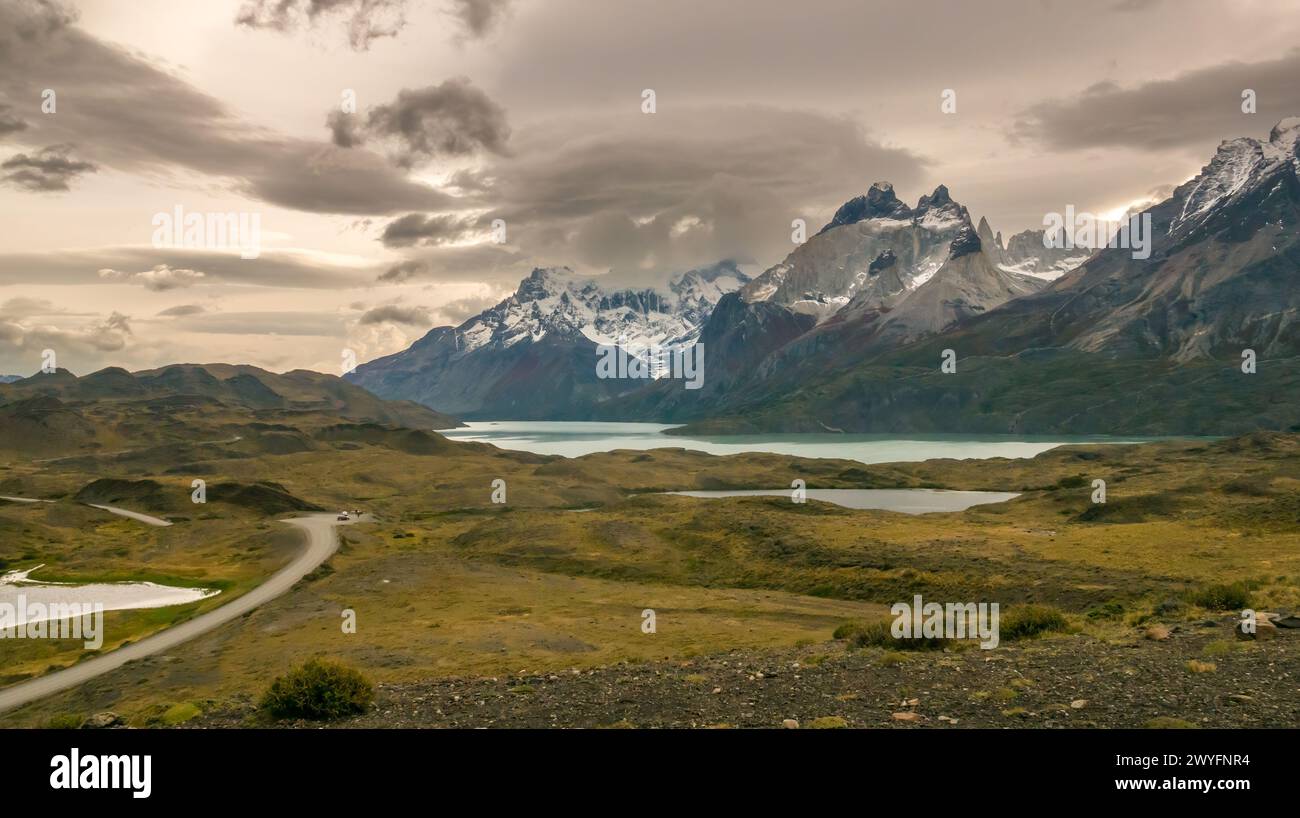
[337, 511, 350, 521]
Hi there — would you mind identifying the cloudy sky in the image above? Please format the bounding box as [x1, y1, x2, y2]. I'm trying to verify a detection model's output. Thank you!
[2, 0, 1299, 376]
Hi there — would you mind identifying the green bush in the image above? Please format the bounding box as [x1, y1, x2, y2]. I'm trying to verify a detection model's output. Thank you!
[259, 658, 374, 720]
[1186, 583, 1252, 611]
[46, 713, 83, 729]
[1000, 605, 1069, 640]
[1086, 601, 1125, 621]
[841, 617, 950, 651]
[832, 621, 865, 641]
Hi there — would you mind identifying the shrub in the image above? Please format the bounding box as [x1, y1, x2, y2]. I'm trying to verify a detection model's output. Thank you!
[878, 651, 909, 667]
[1186, 583, 1252, 611]
[846, 618, 950, 651]
[1144, 716, 1197, 729]
[1153, 598, 1185, 616]
[46, 713, 83, 729]
[832, 621, 865, 641]
[1202, 640, 1237, 658]
[1086, 601, 1125, 621]
[1000, 605, 1069, 641]
[807, 716, 848, 729]
[162, 702, 201, 725]
[259, 658, 374, 720]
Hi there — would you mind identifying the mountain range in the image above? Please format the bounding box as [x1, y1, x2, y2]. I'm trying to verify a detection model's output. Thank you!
[349, 118, 1300, 436]
[347, 261, 750, 418]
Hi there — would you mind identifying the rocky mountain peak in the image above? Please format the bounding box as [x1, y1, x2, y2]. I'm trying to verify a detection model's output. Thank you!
[1268, 116, 1300, 160]
[513, 266, 581, 302]
[1169, 117, 1300, 238]
[818, 182, 912, 233]
[917, 184, 953, 210]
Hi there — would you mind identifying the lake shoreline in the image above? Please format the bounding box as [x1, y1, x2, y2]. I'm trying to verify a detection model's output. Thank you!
[441, 420, 1171, 465]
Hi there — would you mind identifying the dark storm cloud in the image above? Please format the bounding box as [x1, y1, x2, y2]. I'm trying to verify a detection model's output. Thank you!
[235, 0, 409, 50]
[0, 1, 453, 215]
[377, 244, 528, 283]
[171, 311, 346, 336]
[1013, 50, 1300, 153]
[331, 78, 512, 168]
[0, 144, 96, 192]
[358, 304, 432, 325]
[0, 104, 28, 138]
[434, 292, 502, 323]
[378, 259, 427, 283]
[234, 0, 511, 47]
[157, 304, 208, 317]
[380, 212, 480, 247]
[0, 0, 76, 43]
[449, 0, 513, 37]
[448, 106, 928, 283]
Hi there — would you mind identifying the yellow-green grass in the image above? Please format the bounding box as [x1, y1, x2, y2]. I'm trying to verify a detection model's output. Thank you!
[0, 499, 303, 680]
[0, 430, 1295, 725]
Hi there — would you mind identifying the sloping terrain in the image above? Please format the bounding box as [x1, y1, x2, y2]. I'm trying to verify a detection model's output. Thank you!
[664, 119, 1300, 434]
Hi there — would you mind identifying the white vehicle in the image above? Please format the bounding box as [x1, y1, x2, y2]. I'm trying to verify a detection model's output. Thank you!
[337, 511, 350, 521]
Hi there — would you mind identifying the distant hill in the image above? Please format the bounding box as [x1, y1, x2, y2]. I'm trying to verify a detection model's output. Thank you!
[0, 364, 460, 431]
[0, 363, 461, 459]
[0, 396, 100, 455]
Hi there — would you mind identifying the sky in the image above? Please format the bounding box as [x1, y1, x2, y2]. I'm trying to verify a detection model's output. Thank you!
[2, 0, 1299, 376]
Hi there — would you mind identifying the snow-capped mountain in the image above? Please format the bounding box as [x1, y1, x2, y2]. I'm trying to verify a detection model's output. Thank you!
[978, 213, 1088, 281]
[636, 117, 1300, 436]
[995, 228, 1091, 280]
[1169, 117, 1300, 240]
[740, 183, 969, 320]
[454, 261, 749, 354]
[346, 262, 750, 417]
[1041, 116, 1300, 360]
[600, 188, 1050, 421]
[867, 222, 1045, 345]
[349, 119, 1300, 433]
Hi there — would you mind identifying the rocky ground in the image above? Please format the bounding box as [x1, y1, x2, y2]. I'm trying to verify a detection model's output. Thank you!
[188, 619, 1300, 729]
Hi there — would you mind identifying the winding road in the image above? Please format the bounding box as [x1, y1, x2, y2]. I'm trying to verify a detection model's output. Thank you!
[0, 510, 356, 715]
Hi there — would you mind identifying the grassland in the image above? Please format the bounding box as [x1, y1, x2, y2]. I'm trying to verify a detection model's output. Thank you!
[1, 425, 1297, 727]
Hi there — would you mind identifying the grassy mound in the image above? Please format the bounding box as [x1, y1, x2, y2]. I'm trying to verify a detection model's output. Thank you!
[259, 658, 374, 721]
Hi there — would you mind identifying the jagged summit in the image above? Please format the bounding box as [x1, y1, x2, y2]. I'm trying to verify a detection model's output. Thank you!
[917, 184, 953, 210]
[818, 183, 968, 235]
[1170, 116, 1300, 239]
[818, 182, 912, 233]
[744, 183, 974, 316]
[347, 262, 751, 418]
[1268, 116, 1300, 149]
